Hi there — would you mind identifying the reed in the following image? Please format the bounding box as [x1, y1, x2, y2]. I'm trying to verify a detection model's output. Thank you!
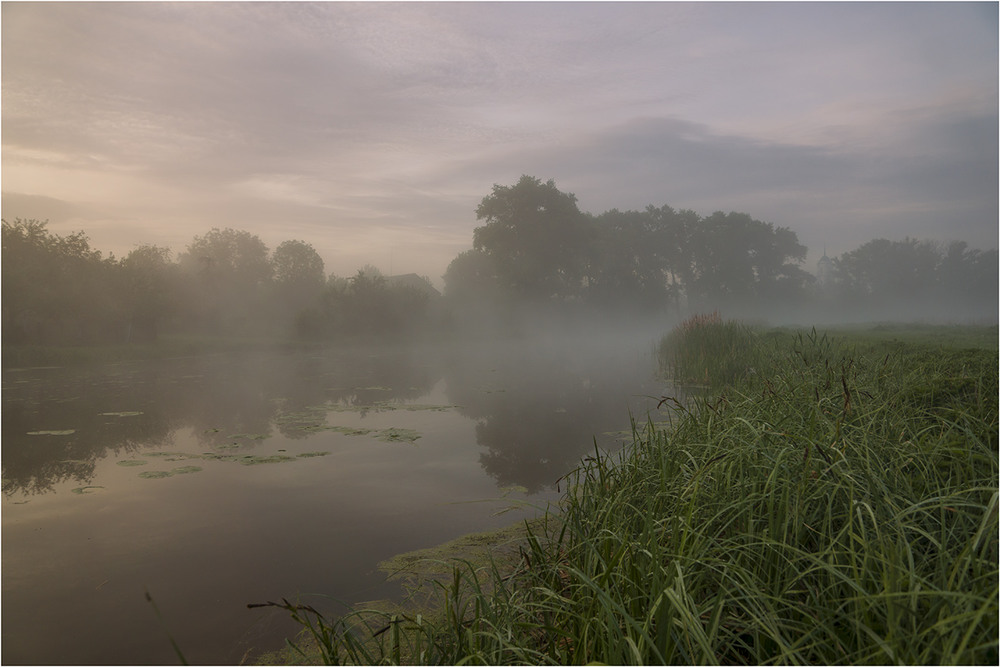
[260, 325, 998, 665]
[657, 311, 762, 387]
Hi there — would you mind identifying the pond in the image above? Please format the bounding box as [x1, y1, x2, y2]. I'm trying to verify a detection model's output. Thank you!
[2, 332, 669, 664]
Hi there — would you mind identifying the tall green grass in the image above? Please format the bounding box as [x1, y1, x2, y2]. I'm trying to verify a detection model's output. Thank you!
[657, 312, 762, 387]
[260, 324, 998, 665]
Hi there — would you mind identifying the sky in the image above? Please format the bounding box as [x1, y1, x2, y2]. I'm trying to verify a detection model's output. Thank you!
[3, 1, 997, 286]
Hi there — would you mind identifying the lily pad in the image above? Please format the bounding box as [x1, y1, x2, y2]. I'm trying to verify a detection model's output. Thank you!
[376, 428, 421, 443]
[297, 451, 331, 458]
[171, 466, 202, 475]
[100, 411, 143, 417]
[71, 485, 105, 494]
[116, 460, 148, 467]
[139, 470, 172, 479]
[27, 430, 75, 436]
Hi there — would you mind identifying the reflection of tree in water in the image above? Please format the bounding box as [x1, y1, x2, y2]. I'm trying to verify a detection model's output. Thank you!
[2, 345, 441, 495]
[2, 366, 173, 496]
[444, 338, 661, 494]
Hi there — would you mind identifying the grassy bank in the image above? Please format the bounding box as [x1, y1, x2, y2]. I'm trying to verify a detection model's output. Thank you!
[260, 321, 998, 665]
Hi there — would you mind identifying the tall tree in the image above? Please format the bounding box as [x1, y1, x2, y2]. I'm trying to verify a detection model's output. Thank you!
[178, 228, 272, 334]
[2, 218, 120, 344]
[473, 175, 591, 299]
[443, 248, 500, 301]
[270, 240, 325, 325]
[119, 244, 175, 342]
[684, 211, 808, 310]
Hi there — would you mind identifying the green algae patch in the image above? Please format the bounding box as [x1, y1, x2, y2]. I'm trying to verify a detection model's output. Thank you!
[161, 453, 201, 462]
[395, 403, 458, 412]
[71, 485, 105, 494]
[139, 465, 203, 479]
[326, 426, 374, 436]
[27, 430, 75, 436]
[201, 453, 240, 462]
[238, 455, 297, 465]
[379, 517, 548, 593]
[116, 459, 148, 467]
[375, 428, 421, 443]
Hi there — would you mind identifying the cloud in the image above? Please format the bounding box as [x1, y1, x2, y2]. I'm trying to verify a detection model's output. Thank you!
[2, 1, 996, 281]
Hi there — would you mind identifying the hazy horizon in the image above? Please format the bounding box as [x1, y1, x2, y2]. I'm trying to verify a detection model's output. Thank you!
[3, 2, 997, 286]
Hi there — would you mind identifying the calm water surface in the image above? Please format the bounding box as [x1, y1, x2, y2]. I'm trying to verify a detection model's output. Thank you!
[2, 334, 666, 664]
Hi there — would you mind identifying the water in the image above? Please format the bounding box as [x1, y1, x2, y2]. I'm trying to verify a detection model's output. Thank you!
[2, 334, 667, 664]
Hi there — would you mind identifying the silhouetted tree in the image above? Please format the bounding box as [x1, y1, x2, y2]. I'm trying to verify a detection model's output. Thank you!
[832, 238, 997, 320]
[684, 211, 808, 312]
[473, 175, 591, 300]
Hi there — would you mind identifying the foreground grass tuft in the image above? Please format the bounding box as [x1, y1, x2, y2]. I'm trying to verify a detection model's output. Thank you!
[259, 324, 998, 665]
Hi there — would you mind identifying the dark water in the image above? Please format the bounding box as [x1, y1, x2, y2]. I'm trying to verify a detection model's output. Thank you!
[2, 334, 667, 664]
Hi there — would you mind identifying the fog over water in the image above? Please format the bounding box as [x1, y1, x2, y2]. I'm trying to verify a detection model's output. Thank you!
[2, 331, 671, 664]
[2, 3, 998, 664]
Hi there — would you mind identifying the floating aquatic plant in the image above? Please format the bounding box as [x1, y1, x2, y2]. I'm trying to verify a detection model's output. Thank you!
[238, 455, 297, 465]
[71, 485, 104, 494]
[116, 460, 148, 467]
[100, 411, 143, 417]
[326, 426, 374, 436]
[375, 428, 421, 443]
[138, 466, 203, 479]
[27, 430, 75, 436]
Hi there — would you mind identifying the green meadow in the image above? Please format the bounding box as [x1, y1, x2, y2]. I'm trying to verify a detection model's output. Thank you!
[258, 320, 998, 665]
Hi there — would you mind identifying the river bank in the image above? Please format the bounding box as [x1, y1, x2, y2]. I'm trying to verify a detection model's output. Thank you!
[258, 321, 998, 664]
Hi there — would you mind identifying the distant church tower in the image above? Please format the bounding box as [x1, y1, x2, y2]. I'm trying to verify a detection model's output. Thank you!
[816, 246, 833, 287]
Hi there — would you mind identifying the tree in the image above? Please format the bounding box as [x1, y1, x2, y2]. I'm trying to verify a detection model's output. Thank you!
[833, 238, 997, 321]
[585, 208, 679, 309]
[443, 249, 500, 301]
[119, 245, 176, 342]
[2, 218, 120, 344]
[684, 211, 808, 311]
[473, 175, 591, 299]
[180, 227, 272, 286]
[834, 238, 938, 304]
[270, 240, 325, 325]
[177, 228, 272, 334]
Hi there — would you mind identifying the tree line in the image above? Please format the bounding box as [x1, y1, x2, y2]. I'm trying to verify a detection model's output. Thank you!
[3, 174, 996, 346]
[1, 220, 436, 346]
[445, 175, 996, 324]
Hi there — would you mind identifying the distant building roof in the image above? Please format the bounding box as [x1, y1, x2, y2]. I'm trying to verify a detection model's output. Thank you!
[387, 273, 441, 298]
